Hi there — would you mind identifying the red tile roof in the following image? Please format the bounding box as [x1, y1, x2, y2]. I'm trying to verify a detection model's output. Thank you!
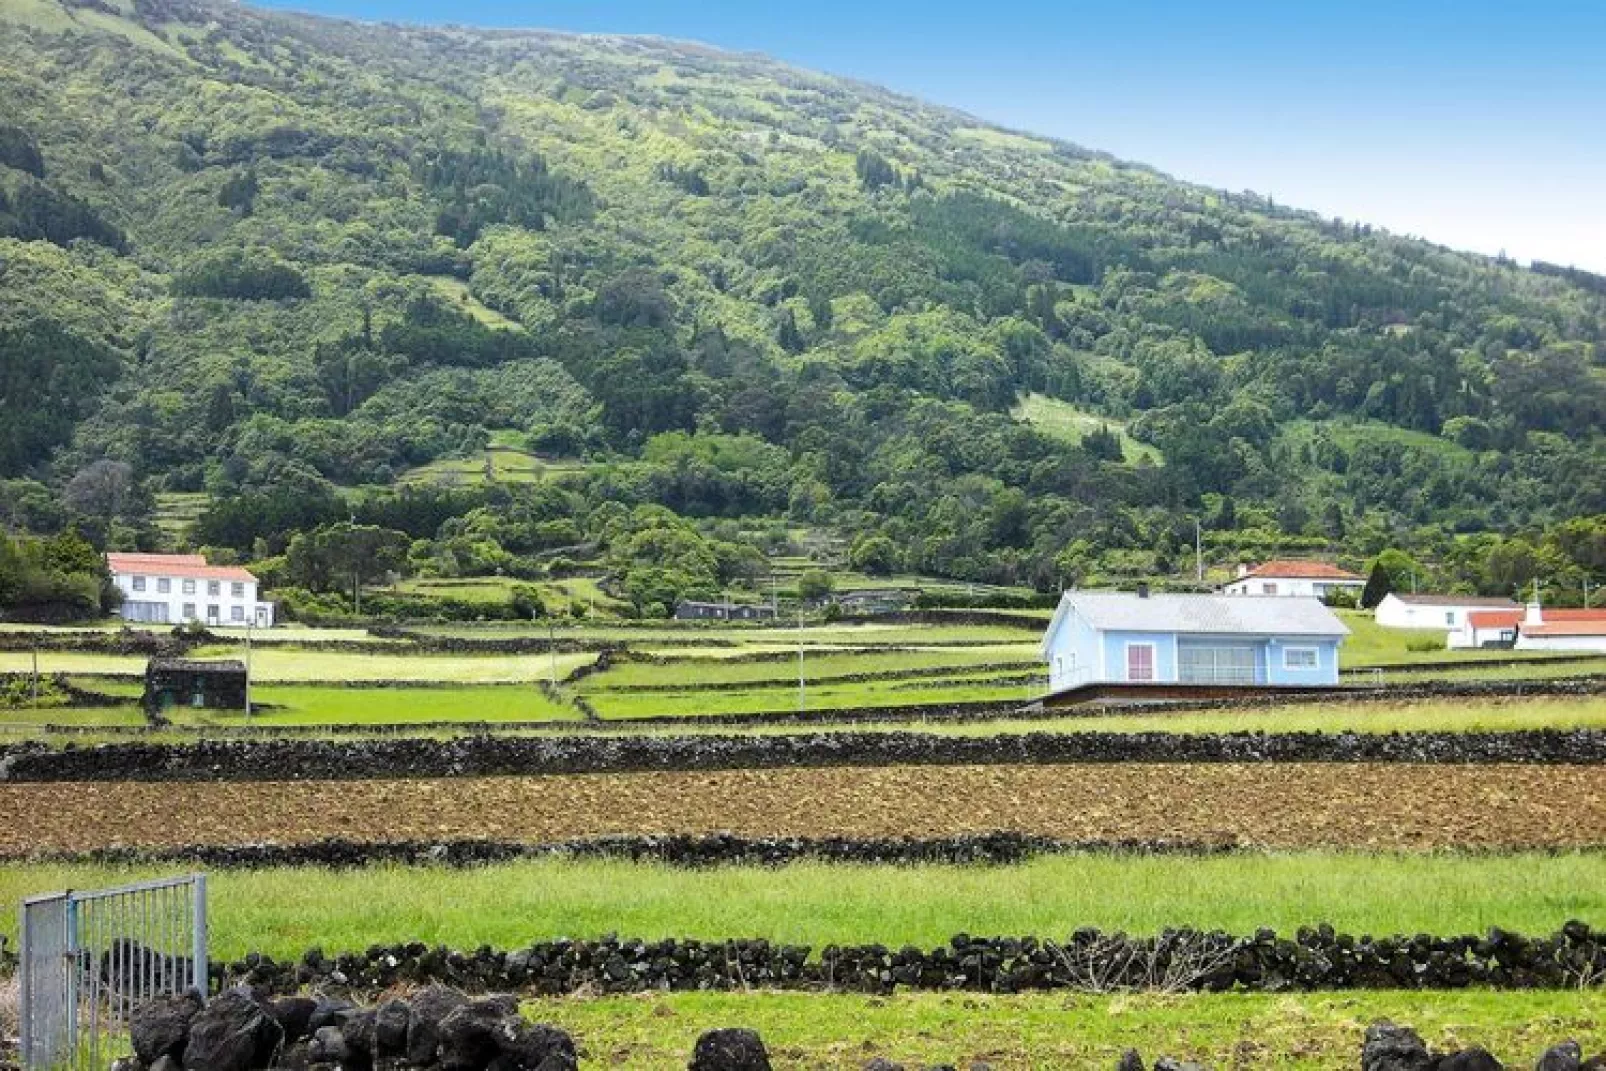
[106, 552, 257, 583]
[1242, 560, 1362, 581]
[1467, 610, 1523, 630]
[1536, 609, 1606, 622]
[1524, 621, 1606, 637]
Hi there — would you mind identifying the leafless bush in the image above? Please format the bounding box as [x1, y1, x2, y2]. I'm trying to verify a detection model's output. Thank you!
[1044, 931, 1237, 994]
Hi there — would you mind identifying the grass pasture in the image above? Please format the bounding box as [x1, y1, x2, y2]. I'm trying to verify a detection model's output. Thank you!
[189, 684, 581, 726]
[3, 852, 1600, 959]
[528, 990, 1604, 1069]
[1010, 393, 1162, 464]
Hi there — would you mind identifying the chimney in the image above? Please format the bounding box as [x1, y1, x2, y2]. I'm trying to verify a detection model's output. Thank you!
[1236, 563, 1250, 579]
[1136, 582, 1150, 599]
[1525, 594, 1544, 627]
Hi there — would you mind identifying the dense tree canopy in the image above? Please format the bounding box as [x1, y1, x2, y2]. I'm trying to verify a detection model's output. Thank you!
[0, 0, 1603, 602]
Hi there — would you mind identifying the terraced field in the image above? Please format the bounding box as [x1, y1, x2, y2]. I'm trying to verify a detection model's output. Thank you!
[5, 763, 1604, 855]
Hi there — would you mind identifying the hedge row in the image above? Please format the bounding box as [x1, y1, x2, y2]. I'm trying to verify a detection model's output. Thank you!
[5, 723, 1605, 782]
[219, 922, 1604, 998]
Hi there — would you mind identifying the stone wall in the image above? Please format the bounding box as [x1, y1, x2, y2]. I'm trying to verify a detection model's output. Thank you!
[5, 723, 1605, 783]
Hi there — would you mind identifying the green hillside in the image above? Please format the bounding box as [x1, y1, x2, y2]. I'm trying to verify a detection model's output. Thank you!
[1, 0, 1604, 614]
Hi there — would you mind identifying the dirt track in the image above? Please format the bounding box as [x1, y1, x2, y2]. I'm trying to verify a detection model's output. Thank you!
[3, 763, 1603, 854]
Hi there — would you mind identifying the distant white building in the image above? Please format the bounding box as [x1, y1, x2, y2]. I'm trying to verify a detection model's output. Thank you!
[107, 553, 274, 627]
[1513, 600, 1606, 653]
[1222, 560, 1364, 600]
[1375, 593, 1519, 633]
[1450, 608, 1523, 650]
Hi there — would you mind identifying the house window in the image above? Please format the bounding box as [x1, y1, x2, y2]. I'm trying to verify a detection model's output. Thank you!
[182, 579, 196, 595]
[158, 578, 171, 594]
[1445, 612, 1456, 626]
[231, 606, 245, 622]
[132, 576, 146, 592]
[1126, 643, 1156, 682]
[1263, 582, 1279, 596]
[231, 582, 244, 598]
[207, 580, 220, 596]
[181, 603, 197, 620]
[1284, 646, 1319, 670]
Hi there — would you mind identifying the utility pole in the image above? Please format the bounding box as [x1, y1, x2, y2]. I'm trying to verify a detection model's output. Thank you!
[1194, 517, 1203, 585]
[30, 640, 39, 709]
[796, 605, 806, 713]
[244, 620, 253, 720]
[548, 618, 558, 688]
[1586, 579, 1593, 609]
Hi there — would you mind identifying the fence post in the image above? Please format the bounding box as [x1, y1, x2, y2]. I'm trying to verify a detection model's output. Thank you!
[192, 872, 209, 995]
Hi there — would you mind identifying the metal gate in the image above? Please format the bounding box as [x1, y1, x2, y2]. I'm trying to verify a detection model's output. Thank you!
[19, 874, 208, 1070]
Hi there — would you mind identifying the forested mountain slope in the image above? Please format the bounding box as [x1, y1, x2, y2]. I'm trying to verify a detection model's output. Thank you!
[1, 0, 1604, 598]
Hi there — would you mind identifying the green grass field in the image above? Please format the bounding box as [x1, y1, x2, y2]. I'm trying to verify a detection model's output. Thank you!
[3, 852, 1600, 960]
[580, 649, 1039, 690]
[1010, 393, 1163, 464]
[526, 990, 1603, 1069]
[184, 684, 581, 726]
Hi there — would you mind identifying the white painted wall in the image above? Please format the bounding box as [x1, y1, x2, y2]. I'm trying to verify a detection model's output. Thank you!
[1223, 576, 1363, 599]
[1515, 633, 1606, 653]
[1374, 594, 1493, 631]
[113, 571, 274, 626]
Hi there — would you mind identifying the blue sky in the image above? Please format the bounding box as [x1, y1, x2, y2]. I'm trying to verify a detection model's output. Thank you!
[257, 0, 1606, 271]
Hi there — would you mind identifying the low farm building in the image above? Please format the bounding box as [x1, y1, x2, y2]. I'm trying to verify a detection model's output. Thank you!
[673, 599, 777, 621]
[1513, 602, 1606, 653]
[1041, 588, 1349, 695]
[1221, 560, 1364, 600]
[144, 658, 247, 712]
[1376, 593, 1520, 633]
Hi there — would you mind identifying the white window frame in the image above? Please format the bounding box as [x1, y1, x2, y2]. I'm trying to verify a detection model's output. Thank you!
[1263, 582, 1279, 596]
[231, 581, 245, 598]
[1125, 642, 1157, 683]
[182, 579, 196, 595]
[231, 605, 245, 622]
[157, 577, 171, 594]
[131, 575, 146, 592]
[1283, 646, 1319, 670]
[207, 580, 220, 596]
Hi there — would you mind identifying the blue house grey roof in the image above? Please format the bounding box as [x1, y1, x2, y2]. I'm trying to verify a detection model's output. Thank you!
[1043, 590, 1349, 654]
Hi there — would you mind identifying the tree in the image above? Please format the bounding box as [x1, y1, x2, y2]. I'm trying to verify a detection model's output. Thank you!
[1359, 560, 1393, 609]
[776, 307, 805, 353]
[286, 523, 410, 612]
[850, 534, 899, 576]
[63, 459, 134, 519]
[797, 569, 835, 601]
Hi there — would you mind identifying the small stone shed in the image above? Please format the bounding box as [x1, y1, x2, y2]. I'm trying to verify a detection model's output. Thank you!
[143, 658, 248, 712]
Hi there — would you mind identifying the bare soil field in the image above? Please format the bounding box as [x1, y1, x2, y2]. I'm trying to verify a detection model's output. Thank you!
[3, 763, 1603, 854]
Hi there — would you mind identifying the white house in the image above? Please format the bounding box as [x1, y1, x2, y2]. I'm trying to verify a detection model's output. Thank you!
[108, 553, 275, 627]
[1222, 560, 1364, 600]
[1375, 593, 1519, 633]
[1513, 600, 1606, 653]
[1450, 608, 1523, 650]
[1041, 588, 1349, 693]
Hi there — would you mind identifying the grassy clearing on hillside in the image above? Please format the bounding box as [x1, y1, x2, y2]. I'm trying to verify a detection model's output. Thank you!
[2, 853, 1599, 959]
[531, 990, 1604, 1070]
[407, 622, 1037, 647]
[1010, 393, 1163, 464]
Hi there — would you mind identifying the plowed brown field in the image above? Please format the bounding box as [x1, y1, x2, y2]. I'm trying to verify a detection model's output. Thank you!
[3, 763, 1603, 854]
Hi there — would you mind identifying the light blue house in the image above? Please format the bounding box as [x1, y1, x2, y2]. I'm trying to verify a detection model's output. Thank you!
[1040, 589, 1349, 692]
